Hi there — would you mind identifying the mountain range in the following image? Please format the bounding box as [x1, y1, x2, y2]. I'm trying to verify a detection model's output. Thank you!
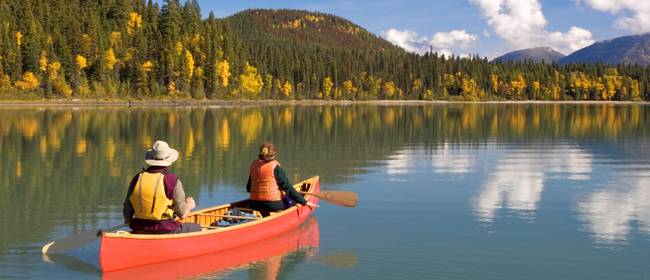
[494, 33, 650, 66]
[492, 47, 565, 63]
[235, 9, 650, 67]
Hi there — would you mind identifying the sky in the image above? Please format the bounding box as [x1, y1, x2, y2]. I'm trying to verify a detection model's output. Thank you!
[174, 0, 650, 59]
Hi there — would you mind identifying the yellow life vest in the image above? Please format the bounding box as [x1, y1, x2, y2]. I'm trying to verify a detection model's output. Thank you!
[129, 172, 175, 220]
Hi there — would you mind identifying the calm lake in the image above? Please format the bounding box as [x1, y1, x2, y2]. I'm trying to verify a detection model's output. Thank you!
[1, 103, 649, 279]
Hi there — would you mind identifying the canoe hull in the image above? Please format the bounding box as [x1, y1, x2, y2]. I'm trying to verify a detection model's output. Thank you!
[100, 176, 319, 272]
[102, 217, 319, 280]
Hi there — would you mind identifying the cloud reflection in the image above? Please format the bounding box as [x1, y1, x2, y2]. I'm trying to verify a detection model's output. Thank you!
[473, 147, 592, 223]
[385, 143, 475, 178]
[577, 176, 650, 245]
[385, 149, 412, 176]
[430, 142, 474, 174]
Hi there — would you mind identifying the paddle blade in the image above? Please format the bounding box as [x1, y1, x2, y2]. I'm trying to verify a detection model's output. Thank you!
[42, 224, 127, 254]
[315, 191, 358, 208]
[42, 230, 101, 254]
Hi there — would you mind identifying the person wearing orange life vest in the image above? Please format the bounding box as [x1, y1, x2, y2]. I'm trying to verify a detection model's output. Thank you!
[247, 143, 318, 215]
[122, 140, 201, 234]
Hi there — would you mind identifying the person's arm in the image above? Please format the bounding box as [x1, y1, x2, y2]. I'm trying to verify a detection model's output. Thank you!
[122, 175, 138, 224]
[173, 179, 196, 219]
[246, 175, 251, 193]
[274, 165, 307, 205]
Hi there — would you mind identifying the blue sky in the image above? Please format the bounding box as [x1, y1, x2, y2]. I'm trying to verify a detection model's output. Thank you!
[168, 0, 649, 59]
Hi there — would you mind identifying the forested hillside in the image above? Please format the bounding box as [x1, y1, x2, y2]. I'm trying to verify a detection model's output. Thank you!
[0, 0, 648, 101]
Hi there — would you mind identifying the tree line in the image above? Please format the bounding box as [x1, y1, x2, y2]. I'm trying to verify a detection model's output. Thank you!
[0, 1, 648, 101]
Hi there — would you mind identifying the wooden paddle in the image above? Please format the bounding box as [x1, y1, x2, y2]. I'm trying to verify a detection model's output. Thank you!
[299, 190, 357, 207]
[41, 223, 127, 254]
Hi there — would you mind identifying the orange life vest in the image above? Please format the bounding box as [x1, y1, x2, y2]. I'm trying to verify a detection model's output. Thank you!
[249, 159, 282, 201]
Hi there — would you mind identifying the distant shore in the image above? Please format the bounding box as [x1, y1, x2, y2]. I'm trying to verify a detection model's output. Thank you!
[0, 98, 647, 108]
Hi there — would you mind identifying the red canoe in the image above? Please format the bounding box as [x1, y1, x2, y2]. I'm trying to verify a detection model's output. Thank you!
[102, 217, 320, 280]
[100, 176, 320, 272]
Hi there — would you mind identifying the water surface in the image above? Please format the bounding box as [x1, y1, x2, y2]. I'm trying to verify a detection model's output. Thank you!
[1, 104, 649, 279]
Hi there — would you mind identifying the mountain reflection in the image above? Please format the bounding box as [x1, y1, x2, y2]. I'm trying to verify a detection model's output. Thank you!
[473, 146, 592, 223]
[577, 175, 650, 245]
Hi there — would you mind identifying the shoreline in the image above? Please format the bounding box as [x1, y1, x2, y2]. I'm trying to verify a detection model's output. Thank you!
[0, 98, 647, 108]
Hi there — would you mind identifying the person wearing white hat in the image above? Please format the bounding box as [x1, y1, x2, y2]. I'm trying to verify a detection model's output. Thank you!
[122, 140, 201, 234]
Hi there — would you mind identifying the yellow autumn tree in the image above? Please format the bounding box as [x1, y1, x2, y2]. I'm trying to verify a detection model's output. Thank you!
[48, 62, 61, 82]
[141, 61, 153, 72]
[489, 74, 499, 94]
[168, 82, 177, 95]
[15, 72, 39, 91]
[384, 81, 396, 99]
[282, 81, 293, 97]
[461, 77, 478, 99]
[424, 89, 433, 100]
[175, 42, 183, 56]
[109, 32, 122, 48]
[76, 55, 87, 70]
[322, 77, 333, 99]
[411, 78, 423, 96]
[16, 31, 22, 47]
[238, 62, 263, 95]
[184, 50, 195, 83]
[510, 74, 527, 99]
[39, 51, 48, 72]
[342, 80, 356, 98]
[127, 12, 143, 35]
[0, 73, 10, 89]
[105, 48, 117, 70]
[48, 62, 73, 97]
[532, 81, 541, 99]
[216, 60, 230, 87]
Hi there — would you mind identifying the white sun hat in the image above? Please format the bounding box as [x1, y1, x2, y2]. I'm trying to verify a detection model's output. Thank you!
[145, 140, 179, 167]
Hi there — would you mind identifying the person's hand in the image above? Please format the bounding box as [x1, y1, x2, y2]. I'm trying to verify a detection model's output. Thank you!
[186, 197, 196, 210]
[306, 201, 319, 209]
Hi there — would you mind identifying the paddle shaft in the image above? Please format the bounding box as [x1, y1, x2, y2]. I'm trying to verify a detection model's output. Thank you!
[196, 214, 260, 220]
[299, 190, 358, 208]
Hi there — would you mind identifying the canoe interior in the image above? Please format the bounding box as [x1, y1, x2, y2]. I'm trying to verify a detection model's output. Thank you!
[116, 176, 317, 235]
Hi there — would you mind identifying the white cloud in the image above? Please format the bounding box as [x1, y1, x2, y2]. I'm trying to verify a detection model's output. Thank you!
[382, 28, 477, 56]
[430, 30, 478, 50]
[483, 29, 491, 37]
[577, 0, 650, 33]
[470, 0, 594, 54]
[381, 28, 429, 53]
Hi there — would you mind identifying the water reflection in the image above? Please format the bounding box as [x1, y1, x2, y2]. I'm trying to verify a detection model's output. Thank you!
[577, 175, 650, 245]
[102, 217, 319, 280]
[430, 142, 475, 174]
[473, 146, 592, 223]
[0, 104, 649, 277]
